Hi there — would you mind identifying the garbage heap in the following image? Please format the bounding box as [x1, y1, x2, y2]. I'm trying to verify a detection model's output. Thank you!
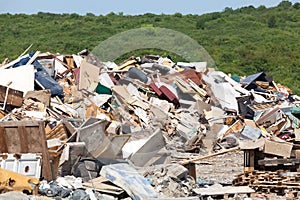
[0, 49, 300, 199]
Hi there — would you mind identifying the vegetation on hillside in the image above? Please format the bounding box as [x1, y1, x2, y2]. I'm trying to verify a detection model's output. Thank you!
[0, 1, 299, 93]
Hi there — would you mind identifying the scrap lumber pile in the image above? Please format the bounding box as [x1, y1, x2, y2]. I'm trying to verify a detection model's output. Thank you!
[0, 48, 300, 199]
[233, 170, 300, 195]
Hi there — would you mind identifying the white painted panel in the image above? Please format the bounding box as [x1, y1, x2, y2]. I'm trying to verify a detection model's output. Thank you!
[54, 55, 68, 74]
[0, 65, 35, 95]
[0, 153, 42, 178]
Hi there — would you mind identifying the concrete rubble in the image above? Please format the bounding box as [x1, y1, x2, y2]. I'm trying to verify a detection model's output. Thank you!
[0, 49, 300, 200]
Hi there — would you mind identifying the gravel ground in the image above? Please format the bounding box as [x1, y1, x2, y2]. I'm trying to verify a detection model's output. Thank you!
[196, 151, 244, 185]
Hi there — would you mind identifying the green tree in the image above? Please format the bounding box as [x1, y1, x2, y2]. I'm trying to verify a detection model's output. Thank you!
[174, 12, 182, 18]
[86, 12, 95, 16]
[293, 2, 300, 9]
[224, 7, 233, 12]
[278, 1, 292, 9]
[268, 16, 276, 28]
[196, 18, 206, 29]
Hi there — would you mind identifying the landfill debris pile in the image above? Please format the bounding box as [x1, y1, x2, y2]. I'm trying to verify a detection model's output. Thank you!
[1, 48, 300, 200]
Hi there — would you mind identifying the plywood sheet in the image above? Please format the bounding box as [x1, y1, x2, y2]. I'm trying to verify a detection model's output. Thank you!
[79, 59, 100, 90]
[264, 139, 293, 158]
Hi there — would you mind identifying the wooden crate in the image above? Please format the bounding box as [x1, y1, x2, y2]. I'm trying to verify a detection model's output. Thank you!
[0, 85, 23, 107]
[0, 120, 52, 181]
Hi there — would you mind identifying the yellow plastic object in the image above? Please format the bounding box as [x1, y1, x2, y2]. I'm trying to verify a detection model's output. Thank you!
[0, 168, 39, 195]
[118, 60, 138, 70]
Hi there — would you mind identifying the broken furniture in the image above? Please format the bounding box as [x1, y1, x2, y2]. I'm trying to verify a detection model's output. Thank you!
[0, 121, 53, 181]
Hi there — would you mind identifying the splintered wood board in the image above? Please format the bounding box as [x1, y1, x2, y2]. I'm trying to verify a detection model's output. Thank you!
[0, 85, 23, 107]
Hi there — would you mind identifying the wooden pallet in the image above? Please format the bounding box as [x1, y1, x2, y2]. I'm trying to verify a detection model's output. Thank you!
[233, 170, 300, 193]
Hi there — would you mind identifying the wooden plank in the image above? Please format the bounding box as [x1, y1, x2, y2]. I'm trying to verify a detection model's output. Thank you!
[46, 122, 68, 140]
[0, 110, 6, 119]
[18, 126, 29, 152]
[258, 158, 300, 166]
[0, 85, 23, 107]
[225, 120, 244, 137]
[24, 90, 51, 107]
[239, 138, 265, 150]
[0, 120, 41, 127]
[244, 150, 255, 172]
[27, 126, 44, 153]
[82, 176, 124, 196]
[4, 127, 21, 153]
[179, 146, 240, 165]
[0, 127, 8, 152]
[193, 186, 255, 196]
[256, 107, 282, 126]
[38, 121, 52, 181]
[184, 162, 196, 181]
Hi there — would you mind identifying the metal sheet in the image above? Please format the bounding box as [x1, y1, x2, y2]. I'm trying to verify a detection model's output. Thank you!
[241, 71, 266, 85]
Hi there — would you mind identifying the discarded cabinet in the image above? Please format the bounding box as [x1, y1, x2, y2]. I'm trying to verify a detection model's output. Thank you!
[0, 121, 52, 181]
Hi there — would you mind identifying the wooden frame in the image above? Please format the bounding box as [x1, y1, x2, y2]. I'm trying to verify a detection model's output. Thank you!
[0, 120, 52, 180]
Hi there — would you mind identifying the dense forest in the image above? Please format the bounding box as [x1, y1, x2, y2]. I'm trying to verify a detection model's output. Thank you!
[0, 1, 300, 93]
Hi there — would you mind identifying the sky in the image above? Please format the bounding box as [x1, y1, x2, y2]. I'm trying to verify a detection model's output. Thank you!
[0, 0, 300, 16]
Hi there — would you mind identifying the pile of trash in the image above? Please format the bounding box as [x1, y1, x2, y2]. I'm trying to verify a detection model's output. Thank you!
[0, 48, 300, 199]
